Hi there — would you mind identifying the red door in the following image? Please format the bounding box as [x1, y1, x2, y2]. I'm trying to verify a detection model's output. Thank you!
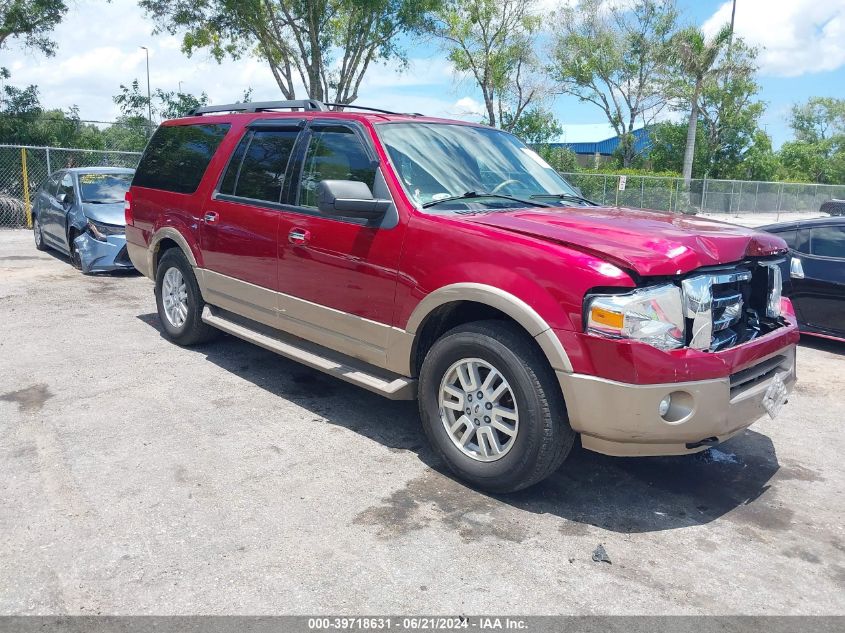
[274, 122, 406, 360]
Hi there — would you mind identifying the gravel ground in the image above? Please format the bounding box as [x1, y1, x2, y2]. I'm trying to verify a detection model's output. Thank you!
[0, 228, 843, 615]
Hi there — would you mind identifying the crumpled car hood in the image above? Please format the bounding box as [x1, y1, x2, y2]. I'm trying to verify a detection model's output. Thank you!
[82, 202, 125, 226]
[460, 206, 788, 276]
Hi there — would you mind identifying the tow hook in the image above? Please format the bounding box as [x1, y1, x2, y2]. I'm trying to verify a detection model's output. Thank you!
[686, 437, 720, 450]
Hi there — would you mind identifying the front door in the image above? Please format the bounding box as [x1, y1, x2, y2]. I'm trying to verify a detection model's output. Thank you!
[790, 224, 845, 336]
[200, 125, 301, 325]
[275, 122, 406, 366]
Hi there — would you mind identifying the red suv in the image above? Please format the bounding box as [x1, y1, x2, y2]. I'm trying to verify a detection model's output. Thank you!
[126, 100, 798, 492]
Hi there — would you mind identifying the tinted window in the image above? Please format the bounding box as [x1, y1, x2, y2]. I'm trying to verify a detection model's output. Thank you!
[774, 229, 797, 249]
[220, 129, 299, 202]
[44, 173, 61, 196]
[297, 127, 375, 208]
[810, 226, 845, 258]
[78, 173, 133, 203]
[133, 123, 230, 194]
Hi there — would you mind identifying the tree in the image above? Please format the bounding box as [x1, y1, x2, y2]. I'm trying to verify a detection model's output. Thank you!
[503, 106, 562, 145]
[790, 97, 845, 143]
[668, 23, 733, 184]
[550, 0, 678, 167]
[0, 0, 67, 56]
[139, 0, 438, 104]
[113, 79, 209, 122]
[429, 0, 544, 131]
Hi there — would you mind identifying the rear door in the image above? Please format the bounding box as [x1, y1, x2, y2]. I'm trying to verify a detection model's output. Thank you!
[200, 121, 302, 325]
[790, 224, 845, 335]
[43, 172, 76, 251]
[36, 172, 62, 243]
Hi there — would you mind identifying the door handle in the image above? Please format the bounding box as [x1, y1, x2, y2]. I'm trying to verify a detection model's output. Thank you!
[288, 228, 310, 244]
[790, 257, 805, 279]
[203, 211, 219, 224]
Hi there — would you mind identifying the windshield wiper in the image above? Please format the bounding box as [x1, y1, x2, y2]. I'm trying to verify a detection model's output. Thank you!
[530, 193, 596, 206]
[422, 191, 550, 209]
[84, 199, 122, 204]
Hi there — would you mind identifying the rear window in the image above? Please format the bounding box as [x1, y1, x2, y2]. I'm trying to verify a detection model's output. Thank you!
[133, 123, 230, 194]
[219, 128, 299, 203]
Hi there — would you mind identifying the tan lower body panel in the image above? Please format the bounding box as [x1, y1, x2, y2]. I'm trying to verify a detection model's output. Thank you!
[195, 268, 413, 373]
[559, 347, 796, 457]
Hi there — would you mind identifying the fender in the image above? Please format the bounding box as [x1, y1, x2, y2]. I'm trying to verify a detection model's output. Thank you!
[149, 225, 200, 270]
[386, 282, 573, 376]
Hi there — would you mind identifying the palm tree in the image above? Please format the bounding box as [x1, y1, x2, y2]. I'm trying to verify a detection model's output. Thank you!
[672, 24, 733, 184]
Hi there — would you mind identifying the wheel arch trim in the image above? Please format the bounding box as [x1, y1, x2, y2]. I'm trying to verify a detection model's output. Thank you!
[397, 283, 573, 374]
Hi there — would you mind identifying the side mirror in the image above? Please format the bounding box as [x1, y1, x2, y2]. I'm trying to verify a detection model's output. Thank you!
[317, 180, 391, 221]
[57, 192, 68, 204]
[790, 257, 805, 280]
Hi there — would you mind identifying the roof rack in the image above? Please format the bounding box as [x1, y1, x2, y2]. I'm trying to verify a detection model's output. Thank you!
[188, 99, 328, 116]
[188, 99, 424, 118]
[322, 102, 421, 116]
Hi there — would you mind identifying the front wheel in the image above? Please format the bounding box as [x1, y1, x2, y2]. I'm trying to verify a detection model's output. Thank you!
[418, 320, 575, 493]
[155, 248, 219, 346]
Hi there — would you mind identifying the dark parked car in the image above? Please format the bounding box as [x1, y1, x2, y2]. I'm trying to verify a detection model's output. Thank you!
[32, 167, 136, 273]
[820, 199, 845, 216]
[761, 217, 845, 341]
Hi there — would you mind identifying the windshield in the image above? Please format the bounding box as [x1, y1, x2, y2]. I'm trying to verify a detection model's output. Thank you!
[79, 173, 133, 203]
[376, 122, 580, 211]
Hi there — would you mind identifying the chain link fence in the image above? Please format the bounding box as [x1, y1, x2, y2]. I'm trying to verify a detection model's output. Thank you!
[0, 144, 142, 228]
[561, 172, 845, 220]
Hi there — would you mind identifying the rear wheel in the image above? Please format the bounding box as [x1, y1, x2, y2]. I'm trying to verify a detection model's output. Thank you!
[33, 216, 47, 251]
[155, 248, 219, 346]
[418, 320, 575, 493]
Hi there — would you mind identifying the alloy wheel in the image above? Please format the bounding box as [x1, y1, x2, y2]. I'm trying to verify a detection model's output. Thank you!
[161, 267, 188, 328]
[438, 357, 519, 462]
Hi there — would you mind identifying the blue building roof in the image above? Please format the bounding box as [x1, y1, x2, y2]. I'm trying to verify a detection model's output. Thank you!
[548, 127, 652, 156]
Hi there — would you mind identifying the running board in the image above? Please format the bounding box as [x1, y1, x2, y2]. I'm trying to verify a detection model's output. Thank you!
[202, 306, 416, 400]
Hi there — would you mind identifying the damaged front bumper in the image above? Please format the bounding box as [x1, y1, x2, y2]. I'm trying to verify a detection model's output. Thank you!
[73, 232, 135, 274]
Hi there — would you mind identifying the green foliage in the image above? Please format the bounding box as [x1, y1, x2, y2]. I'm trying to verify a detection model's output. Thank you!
[139, 0, 439, 103]
[550, 0, 678, 167]
[776, 98, 845, 184]
[537, 146, 578, 173]
[790, 97, 845, 143]
[0, 0, 67, 57]
[429, 0, 543, 131]
[505, 107, 562, 145]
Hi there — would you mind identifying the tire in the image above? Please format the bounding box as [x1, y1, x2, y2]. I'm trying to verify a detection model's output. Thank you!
[33, 216, 48, 251]
[155, 248, 219, 346]
[418, 320, 575, 493]
[69, 231, 83, 271]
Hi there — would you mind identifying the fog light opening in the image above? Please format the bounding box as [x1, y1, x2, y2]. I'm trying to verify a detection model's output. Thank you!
[659, 391, 694, 424]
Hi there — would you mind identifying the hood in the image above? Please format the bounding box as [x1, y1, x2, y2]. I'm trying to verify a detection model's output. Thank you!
[460, 206, 788, 277]
[82, 202, 126, 226]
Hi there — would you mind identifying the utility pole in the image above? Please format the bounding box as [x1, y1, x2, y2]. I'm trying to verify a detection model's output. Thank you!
[140, 46, 153, 136]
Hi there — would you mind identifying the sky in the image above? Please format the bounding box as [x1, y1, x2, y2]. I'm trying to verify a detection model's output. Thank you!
[1, 0, 844, 148]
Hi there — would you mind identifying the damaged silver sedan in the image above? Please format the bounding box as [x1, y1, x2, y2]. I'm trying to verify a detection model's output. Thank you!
[32, 167, 135, 274]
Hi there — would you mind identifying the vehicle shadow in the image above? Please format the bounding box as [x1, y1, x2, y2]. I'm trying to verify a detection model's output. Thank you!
[137, 313, 783, 535]
[41, 247, 141, 276]
[799, 335, 845, 355]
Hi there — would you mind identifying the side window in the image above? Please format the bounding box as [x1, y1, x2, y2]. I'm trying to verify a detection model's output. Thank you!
[219, 129, 299, 203]
[45, 173, 62, 197]
[775, 229, 797, 249]
[810, 226, 845, 259]
[297, 126, 375, 209]
[59, 173, 75, 203]
[133, 123, 231, 194]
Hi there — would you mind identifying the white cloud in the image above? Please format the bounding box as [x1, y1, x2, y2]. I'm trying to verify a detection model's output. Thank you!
[703, 0, 845, 77]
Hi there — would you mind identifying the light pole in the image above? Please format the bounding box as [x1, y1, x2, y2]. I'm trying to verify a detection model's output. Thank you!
[140, 46, 153, 135]
[178, 80, 183, 94]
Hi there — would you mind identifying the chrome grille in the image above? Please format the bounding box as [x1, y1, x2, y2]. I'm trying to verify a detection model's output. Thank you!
[682, 262, 783, 352]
